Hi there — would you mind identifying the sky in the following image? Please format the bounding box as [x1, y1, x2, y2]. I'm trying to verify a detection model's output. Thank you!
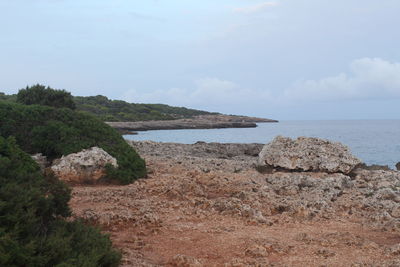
[0, 0, 399, 120]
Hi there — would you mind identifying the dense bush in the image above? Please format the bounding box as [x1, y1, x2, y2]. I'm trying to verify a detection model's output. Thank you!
[0, 136, 121, 266]
[17, 84, 76, 110]
[0, 92, 16, 102]
[0, 101, 146, 184]
[1, 90, 218, 122]
[74, 95, 217, 121]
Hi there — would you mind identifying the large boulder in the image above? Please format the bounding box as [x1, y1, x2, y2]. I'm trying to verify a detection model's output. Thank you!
[51, 147, 118, 183]
[258, 136, 361, 174]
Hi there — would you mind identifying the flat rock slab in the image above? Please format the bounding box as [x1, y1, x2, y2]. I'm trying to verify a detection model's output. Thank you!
[258, 136, 362, 174]
[107, 115, 278, 132]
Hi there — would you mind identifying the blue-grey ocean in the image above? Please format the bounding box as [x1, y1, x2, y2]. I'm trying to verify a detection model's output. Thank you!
[125, 120, 400, 168]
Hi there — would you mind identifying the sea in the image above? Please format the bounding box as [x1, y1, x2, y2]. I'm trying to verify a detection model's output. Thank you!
[124, 120, 400, 169]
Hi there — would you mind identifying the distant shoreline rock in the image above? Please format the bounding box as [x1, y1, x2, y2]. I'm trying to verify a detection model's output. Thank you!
[107, 114, 278, 133]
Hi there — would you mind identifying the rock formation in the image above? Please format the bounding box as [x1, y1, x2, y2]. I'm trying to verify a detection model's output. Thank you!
[258, 136, 362, 174]
[51, 147, 118, 183]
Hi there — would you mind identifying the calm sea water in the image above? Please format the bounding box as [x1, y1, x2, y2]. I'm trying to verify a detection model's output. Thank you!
[125, 120, 400, 168]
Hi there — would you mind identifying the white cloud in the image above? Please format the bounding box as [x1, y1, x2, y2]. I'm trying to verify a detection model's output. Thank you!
[284, 58, 400, 102]
[121, 58, 400, 117]
[233, 1, 279, 14]
[121, 78, 273, 113]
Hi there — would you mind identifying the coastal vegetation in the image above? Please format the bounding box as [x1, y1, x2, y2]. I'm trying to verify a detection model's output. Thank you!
[74, 95, 217, 121]
[0, 92, 16, 102]
[1, 84, 217, 122]
[0, 100, 146, 184]
[0, 85, 147, 265]
[17, 84, 76, 110]
[0, 136, 121, 266]
[1, 85, 148, 184]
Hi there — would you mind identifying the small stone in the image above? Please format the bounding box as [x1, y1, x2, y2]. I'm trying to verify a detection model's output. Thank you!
[390, 206, 400, 218]
[245, 245, 268, 258]
[315, 249, 336, 258]
[386, 244, 400, 256]
[169, 254, 203, 267]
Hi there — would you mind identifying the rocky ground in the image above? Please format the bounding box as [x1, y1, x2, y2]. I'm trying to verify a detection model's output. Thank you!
[70, 141, 400, 266]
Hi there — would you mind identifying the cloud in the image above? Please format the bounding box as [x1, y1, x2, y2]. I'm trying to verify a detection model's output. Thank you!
[129, 12, 166, 22]
[233, 1, 279, 14]
[120, 58, 400, 117]
[121, 78, 273, 113]
[283, 58, 400, 102]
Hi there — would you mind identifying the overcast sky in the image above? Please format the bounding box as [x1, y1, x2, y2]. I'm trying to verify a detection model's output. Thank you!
[1, 0, 399, 120]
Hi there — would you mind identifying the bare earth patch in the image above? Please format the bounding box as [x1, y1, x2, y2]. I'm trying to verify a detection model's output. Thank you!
[70, 142, 400, 266]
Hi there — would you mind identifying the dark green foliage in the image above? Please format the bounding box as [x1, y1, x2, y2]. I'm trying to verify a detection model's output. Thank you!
[0, 101, 146, 184]
[17, 84, 76, 110]
[1, 91, 217, 122]
[0, 136, 121, 266]
[74, 95, 218, 122]
[0, 92, 16, 102]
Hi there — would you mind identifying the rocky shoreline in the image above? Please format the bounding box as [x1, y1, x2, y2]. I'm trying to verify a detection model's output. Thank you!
[106, 114, 278, 134]
[68, 138, 400, 266]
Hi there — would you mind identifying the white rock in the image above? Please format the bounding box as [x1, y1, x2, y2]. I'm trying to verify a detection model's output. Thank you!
[51, 147, 118, 183]
[258, 136, 361, 174]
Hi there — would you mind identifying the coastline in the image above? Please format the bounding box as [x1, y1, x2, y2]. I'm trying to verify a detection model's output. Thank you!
[106, 114, 278, 134]
[123, 120, 400, 169]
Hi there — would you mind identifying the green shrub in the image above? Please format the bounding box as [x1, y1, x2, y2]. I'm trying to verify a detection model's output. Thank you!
[0, 136, 121, 266]
[0, 101, 146, 184]
[0, 93, 16, 102]
[17, 84, 76, 110]
[74, 95, 218, 122]
[2, 90, 218, 122]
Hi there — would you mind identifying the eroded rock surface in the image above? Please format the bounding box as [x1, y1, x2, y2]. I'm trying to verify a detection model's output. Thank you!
[68, 140, 400, 266]
[51, 147, 117, 183]
[258, 136, 362, 174]
[129, 140, 263, 160]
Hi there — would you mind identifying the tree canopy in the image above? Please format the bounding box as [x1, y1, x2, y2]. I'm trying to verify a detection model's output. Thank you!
[17, 84, 76, 110]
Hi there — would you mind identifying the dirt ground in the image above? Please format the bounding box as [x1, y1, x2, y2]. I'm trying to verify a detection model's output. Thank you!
[70, 143, 400, 266]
